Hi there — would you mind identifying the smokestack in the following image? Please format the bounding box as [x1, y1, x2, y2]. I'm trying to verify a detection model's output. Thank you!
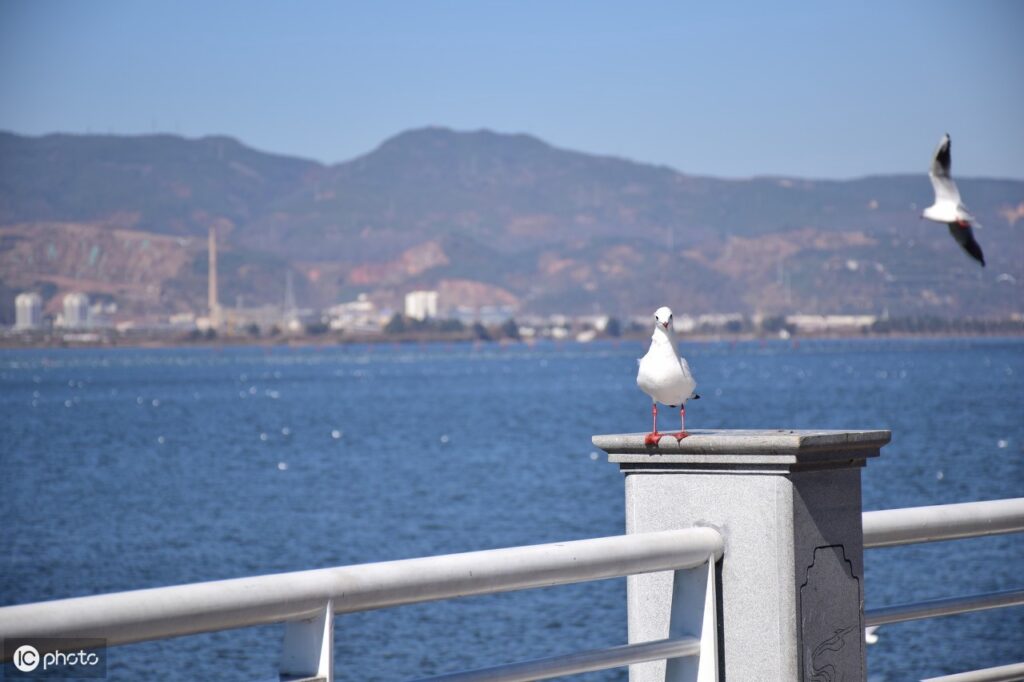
[208, 227, 220, 328]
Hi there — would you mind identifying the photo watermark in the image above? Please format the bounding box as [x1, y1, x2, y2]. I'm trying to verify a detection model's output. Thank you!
[3, 639, 107, 679]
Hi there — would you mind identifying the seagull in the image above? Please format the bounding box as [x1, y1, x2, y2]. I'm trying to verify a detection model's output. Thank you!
[922, 133, 985, 266]
[636, 306, 699, 446]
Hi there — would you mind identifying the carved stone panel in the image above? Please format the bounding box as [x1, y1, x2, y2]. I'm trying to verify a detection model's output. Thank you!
[800, 545, 864, 681]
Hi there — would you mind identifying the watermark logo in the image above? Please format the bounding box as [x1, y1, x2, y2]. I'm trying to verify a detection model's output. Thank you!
[12, 645, 39, 672]
[3, 639, 107, 678]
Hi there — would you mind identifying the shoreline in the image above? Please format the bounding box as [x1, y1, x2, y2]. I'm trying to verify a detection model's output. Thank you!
[2, 328, 1023, 351]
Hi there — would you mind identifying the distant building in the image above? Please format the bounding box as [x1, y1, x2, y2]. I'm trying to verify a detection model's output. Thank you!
[14, 292, 42, 330]
[577, 315, 611, 332]
[168, 312, 198, 329]
[224, 304, 295, 333]
[477, 305, 516, 325]
[88, 300, 117, 329]
[326, 294, 383, 333]
[62, 292, 90, 329]
[673, 315, 697, 333]
[405, 290, 439, 321]
[785, 314, 877, 333]
[697, 313, 745, 329]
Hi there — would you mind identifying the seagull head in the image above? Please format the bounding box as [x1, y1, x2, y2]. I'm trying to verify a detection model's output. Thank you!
[654, 306, 674, 332]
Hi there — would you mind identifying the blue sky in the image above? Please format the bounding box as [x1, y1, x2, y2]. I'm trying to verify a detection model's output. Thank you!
[1, 1, 1021, 179]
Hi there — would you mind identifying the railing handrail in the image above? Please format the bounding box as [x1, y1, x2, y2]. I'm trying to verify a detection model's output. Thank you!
[411, 636, 701, 682]
[863, 497, 1024, 548]
[4, 496, 1022, 676]
[866, 588, 1024, 627]
[921, 661, 1024, 682]
[0, 527, 723, 656]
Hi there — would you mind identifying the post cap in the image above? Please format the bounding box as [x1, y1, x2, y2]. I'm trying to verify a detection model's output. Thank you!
[592, 429, 890, 471]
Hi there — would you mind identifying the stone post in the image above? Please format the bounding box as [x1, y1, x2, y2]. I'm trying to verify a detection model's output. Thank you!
[592, 429, 890, 682]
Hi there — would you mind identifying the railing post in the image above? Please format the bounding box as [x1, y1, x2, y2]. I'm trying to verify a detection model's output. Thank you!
[280, 600, 333, 682]
[665, 557, 718, 682]
[594, 429, 890, 682]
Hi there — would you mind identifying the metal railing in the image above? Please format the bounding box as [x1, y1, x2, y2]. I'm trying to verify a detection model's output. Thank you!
[2, 497, 1022, 681]
[0, 528, 723, 681]
[922, 662, 1024, 682]
[863, 498, 1024, 682]
[863, 498, 1024, 548]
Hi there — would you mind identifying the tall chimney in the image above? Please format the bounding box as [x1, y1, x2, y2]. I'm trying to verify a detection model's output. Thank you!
[208, 227, 220, 328]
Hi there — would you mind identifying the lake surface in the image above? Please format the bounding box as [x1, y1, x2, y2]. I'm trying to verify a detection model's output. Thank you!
[1, 338, 1022, 681]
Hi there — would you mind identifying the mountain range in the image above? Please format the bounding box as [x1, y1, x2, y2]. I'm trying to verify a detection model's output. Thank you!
[1, 127, 1022, 323]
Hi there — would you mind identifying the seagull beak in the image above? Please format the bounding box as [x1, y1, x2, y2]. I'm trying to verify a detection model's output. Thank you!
[662, 321, 669, 329]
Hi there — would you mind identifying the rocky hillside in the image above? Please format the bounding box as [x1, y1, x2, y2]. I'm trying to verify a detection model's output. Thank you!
[1, 128, 1021, 322]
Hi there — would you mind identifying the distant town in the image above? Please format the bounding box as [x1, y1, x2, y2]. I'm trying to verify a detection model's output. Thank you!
[5, 224, 1024, 348]
[7, 287, 1024, 349]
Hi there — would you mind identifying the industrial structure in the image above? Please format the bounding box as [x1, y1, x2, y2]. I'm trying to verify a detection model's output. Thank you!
[61, 292, 90, 329]
[14, 292, 42, 330]
[405, 290, 439, 321]
[207, 227, 221, 330]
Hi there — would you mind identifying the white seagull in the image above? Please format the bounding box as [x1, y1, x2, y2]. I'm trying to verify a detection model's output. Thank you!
[922, 133, 985, 266]
[636, 306, 699, 445]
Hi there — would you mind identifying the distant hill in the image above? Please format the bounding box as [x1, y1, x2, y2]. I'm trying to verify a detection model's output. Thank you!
[1, 127, 1022, 322]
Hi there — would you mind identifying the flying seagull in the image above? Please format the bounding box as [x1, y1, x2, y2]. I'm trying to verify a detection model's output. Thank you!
[636, 306, 699, 446]
[922, 133, 985, 266]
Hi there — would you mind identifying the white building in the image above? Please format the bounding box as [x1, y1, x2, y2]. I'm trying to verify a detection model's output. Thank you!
[405, 290, 438, 321]
[326, 294, 383, 332]
[14, 292, 42, 330]
[697, 312, 745, 329]
[673, 314, 697, 333]
[785, 314, 877, 333]
[62, 292, 90, 329]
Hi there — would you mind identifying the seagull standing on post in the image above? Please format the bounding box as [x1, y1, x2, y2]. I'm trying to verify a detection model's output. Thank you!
[637, 306, 699, 446]
[922, 133, 985, 266]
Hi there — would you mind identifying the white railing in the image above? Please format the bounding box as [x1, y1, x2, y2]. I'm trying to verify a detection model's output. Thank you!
[0, 528, 723, 682]
[1, 492, 1022, 680]
[413, 637, 702, 682]
[863, 498, 1024, 682]
[922, 662, 1024, 682]
[863, 498, 1024, 548]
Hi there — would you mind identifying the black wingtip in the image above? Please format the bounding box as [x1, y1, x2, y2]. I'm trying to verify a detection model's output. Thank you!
[971, 245, 985, 267]
[693, 394, 701, 400]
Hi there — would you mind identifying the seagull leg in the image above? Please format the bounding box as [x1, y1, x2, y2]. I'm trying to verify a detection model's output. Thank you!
[674, 405, 689, 441]
[644, 403, 661, 446]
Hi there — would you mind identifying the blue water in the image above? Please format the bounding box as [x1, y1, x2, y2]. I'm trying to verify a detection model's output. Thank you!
[1, 338, 1022, 681]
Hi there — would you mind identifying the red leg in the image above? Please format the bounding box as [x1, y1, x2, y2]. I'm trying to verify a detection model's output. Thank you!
[644, 403, 661, 446]
[674, 405, 690, 441]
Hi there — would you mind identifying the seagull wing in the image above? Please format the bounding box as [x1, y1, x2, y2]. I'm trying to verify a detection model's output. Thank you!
[929, 134, 961, 205]
[678, 356, 697, 397]
[930, 134, 952, 178]
[947, 223, 985, 266]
